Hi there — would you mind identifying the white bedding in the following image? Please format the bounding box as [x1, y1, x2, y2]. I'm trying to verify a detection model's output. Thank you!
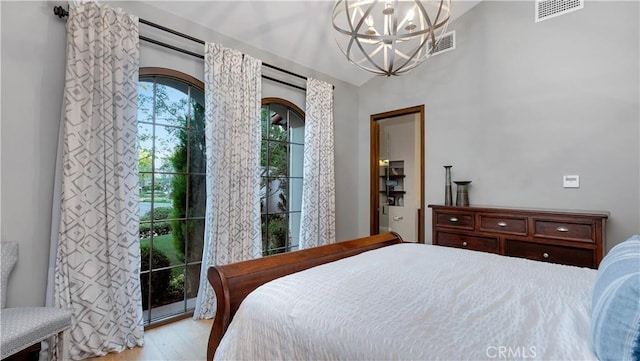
[215, 243, 597, 360]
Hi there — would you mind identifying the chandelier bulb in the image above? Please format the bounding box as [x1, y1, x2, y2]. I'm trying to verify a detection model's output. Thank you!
[406, 8, 415, 22]
[365, 15, 374, 27]
[382, 2, 394, 15]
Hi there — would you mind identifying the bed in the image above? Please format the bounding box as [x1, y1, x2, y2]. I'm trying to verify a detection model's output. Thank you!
[206, 232, 640, 361]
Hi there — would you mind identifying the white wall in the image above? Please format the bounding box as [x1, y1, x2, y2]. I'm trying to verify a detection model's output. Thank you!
[358, 1, 640, 250]
[0, 0, 360, 307]
[1, 1, 67, 308]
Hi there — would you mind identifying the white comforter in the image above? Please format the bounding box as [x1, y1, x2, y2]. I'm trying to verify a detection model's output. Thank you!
[215, 243, 597, 360]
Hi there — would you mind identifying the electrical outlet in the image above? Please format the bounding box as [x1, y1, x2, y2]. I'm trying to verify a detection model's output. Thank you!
[563, 175, 580, 188]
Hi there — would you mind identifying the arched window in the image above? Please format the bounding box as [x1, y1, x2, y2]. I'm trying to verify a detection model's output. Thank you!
[261, 98, 305, 255]
[137, 68, 206, 324]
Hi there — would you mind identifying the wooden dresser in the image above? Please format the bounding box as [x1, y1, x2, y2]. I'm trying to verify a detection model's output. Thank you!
[428, 205, 609, 268]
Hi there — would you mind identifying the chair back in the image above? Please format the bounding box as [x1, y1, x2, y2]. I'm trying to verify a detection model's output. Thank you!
[0, 242, 18, 308]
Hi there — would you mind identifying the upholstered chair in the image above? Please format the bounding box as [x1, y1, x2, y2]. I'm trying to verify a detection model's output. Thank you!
[0, 241, 73, 360]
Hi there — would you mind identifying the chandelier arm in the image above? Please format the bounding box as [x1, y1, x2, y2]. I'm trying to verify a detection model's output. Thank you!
[387, 43, 395, 76]
[431, 0, 450, 31]
[344, 1, 379, 64]
[355, 36, 389, 74]
[394, 11, 431, 70]
[343, 1, 358, 63]
[415, 1, 436, 51]
[395, 1, 451, 73]
[388, 1, 399, 75]
[414, 0, 450, 53]
[427, 14, 450, 52]
[393, 34, 431, 73]
[391, 0, 399, 36]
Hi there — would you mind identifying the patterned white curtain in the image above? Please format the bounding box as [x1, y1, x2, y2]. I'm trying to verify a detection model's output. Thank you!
[299, 78, 336, 249]
[54, 3, 143, 359]
[193, 43, 263, 319]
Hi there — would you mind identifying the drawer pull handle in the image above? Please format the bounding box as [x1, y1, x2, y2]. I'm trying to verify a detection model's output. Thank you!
[497, 221, 507, 227]
[556, 226, 569, 232]
[449, 217, 458, 222]
[462, 241, 468, 247]
[543, 252, 550, 259]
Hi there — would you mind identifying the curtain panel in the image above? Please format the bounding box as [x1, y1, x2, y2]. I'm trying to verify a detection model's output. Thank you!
[299, 78, 336, 249]
[54, 3, 144, 359]
[194, 43, 263, 320]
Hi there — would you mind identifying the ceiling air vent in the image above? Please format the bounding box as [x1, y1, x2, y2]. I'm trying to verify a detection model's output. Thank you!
[428, 31, 455, 56]
[535, 0, 584, 23]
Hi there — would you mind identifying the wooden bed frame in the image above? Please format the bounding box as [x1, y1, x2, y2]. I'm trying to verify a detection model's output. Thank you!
[206, 232, 404, 361]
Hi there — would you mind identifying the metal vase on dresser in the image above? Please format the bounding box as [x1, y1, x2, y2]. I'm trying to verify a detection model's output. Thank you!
[454, 181, 471, 206]
[444, 165, 453, 206]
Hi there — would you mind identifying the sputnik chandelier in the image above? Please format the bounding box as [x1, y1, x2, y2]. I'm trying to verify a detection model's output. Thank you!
[332, 0, 451, 76]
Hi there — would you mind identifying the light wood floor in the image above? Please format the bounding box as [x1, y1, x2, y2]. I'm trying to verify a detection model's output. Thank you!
[87, 318, 213, 361]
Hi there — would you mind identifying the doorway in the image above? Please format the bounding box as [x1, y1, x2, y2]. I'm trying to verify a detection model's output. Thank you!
[370, 105, 425, 243]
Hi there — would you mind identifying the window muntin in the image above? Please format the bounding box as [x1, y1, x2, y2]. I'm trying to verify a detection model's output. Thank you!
[138, 70, 205, 325]
[261, 99, 305, 256]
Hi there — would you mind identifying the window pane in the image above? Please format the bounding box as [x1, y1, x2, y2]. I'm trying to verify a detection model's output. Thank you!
[140, 221, 152, 244]
[189, 128, 206, 174]
[268, 104, 289, 141]
[265, 177, 287, 214]
[189, 87, 204, 112]
[154, 231, 179, 266]
[138, 122, 154, 158]
[185, 219, 205, 263]
[170, 220, 188, 264]
[260, 141, 268, 168]
[139, 174, 152, 214]
[155, 82, 189, 127]
[289, 211, 301, 250]
[186, 264, 201, 299]
[159, 125, 187, 174]
[267, 141, 288, 177]
[150, 267, 185, 320]
[140, 271, 150, 310]
[188, 175, 206, 218]
[289, 178, 303, 212]
[151, 217, 173, 239]
[289, 111, 304, 144]
[261, 105, 269, 141]
[138, 123, 154, 196]
[261, 214, 269, 252]
[260, 178, 268, 215]
[289, 144, 304, 178]
[138, 81, 155, 124]
[269, 122, 288, 142]
[154, 174, 178, 216]
[264, 214, 289, 255]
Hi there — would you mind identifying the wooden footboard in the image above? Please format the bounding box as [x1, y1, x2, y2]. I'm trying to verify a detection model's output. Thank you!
[206, 232, 404, 361]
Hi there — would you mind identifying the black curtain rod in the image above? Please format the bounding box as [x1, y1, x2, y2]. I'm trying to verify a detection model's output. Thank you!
[53, 5, 309, 92]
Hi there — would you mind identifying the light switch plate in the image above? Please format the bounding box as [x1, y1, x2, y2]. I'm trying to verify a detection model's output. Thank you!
[563, 175, 580, 188]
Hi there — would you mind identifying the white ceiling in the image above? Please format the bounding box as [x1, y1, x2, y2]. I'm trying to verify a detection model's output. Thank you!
[141, 1, 482, 87]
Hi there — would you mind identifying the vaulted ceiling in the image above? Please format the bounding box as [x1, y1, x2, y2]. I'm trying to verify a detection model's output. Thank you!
[140, 1, 482, 87]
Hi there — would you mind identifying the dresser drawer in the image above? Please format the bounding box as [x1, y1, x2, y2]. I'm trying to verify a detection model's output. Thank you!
[435, 212, 474, 230]
[533, 220, 594, 243]
[479, 215, 527, 235]
[436, 232, 499, 253]
[504, 239, 594, 268]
